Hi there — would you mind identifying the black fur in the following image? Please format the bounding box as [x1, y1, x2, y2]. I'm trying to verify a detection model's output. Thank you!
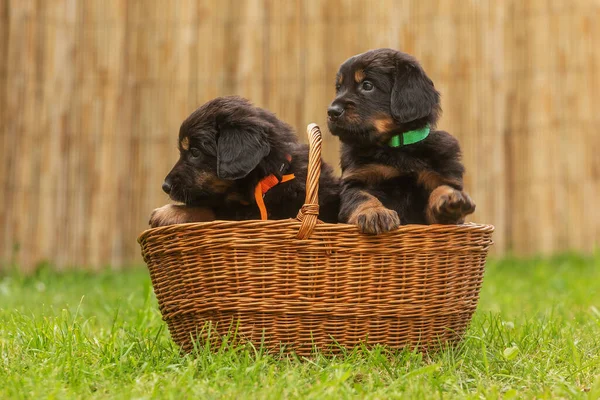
[152, 96, 340, 226]
[327, 48, 474, 234]
[390, 57, 440, 123]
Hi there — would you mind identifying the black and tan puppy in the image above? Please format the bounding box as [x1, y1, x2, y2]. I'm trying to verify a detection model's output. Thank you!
[150, 96, 339, 227]
[327, 48, 475, 234]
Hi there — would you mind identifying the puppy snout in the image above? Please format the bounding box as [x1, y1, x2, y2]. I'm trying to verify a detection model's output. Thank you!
[162, 179, 172, 194]
[327, 104, 345, 120]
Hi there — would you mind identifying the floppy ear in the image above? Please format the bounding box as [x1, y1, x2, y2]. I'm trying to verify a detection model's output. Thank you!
[216, 124, 270, 180]
[390, 61, 440, 123]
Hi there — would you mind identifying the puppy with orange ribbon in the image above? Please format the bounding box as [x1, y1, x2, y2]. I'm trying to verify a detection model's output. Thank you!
[150, 96, 339, 227]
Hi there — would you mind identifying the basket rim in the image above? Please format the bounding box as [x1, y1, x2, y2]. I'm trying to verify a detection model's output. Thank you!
[141, 124, 494, 244]
[137, 221, 495, 243]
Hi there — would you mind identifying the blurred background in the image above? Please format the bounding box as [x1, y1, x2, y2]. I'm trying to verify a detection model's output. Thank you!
[1, 0, 598, 271]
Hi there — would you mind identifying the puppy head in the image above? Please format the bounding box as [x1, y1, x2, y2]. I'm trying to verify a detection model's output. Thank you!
[162, 96, 293, 206]
[327, 48, 441, 146]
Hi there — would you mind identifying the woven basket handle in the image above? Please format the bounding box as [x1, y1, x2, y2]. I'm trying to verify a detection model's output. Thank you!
[295, 123, 322, 239]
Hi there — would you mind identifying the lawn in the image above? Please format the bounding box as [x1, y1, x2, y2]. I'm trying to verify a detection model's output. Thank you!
[1, 254, 599, 399]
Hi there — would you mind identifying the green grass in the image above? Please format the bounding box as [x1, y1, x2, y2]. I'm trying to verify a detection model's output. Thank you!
[1, 254, 600, 399]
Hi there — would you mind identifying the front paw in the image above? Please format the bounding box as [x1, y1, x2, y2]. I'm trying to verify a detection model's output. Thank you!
[427, 187, 475, 224]
[149, 204, 181, 228]
[149, 204, 215, 227]
[349, 206, 400, 235]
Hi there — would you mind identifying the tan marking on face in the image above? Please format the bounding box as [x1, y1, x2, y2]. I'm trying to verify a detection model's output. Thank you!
[194, 170, 234, 194]
[417, 170, 463, 192]
[195, 171, 233, 194]
[336, 74, 343, 85]
[371, 116, 396, 134]
[354, 69, 366, 83]
[209, 177, 233, 193]
[343, 110, 362, 125]
[342, 164, 401, 186]
[181, 137, 190, 150]
[194, 171, 210, 186]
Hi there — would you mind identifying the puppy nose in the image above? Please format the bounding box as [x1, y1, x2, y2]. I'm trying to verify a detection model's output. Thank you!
[162, 180, 171, 194]
[327, 104, 344, 120]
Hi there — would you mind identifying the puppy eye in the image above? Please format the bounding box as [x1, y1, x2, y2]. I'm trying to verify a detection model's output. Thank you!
[190, 147, 201, 158]
[335, 84, 341, 92]
[362, 81, 374, 91]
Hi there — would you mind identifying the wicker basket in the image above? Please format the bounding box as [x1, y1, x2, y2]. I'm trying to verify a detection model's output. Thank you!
[138, 124, 494, 356]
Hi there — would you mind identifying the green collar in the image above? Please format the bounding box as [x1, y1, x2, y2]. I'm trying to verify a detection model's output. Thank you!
[388, 125, 430, 147]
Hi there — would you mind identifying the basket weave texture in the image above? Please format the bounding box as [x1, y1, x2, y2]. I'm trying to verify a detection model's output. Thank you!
[138, 124, 494, 355]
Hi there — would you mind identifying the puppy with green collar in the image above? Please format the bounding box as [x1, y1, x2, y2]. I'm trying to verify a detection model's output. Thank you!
[327, 48, 475, 234]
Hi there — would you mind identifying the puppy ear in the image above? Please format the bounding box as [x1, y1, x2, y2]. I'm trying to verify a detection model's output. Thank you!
[390, 61, 440, 123]
[216, 124, 270, 180]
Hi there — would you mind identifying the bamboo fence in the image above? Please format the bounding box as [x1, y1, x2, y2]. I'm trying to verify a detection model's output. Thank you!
[1, 0, 598, 270]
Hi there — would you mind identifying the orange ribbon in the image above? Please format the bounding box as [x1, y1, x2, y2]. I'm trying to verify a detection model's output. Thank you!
[254, 173, 295, 220]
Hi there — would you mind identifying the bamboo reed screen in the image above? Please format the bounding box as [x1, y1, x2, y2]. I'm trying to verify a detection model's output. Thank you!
[1, 1, 599, 271]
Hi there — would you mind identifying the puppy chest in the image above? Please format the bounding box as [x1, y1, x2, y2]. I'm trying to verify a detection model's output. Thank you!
[378, 177, 429, 224]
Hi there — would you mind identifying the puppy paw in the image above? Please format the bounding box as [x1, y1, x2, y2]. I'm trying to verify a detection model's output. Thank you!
[149, 205, 181, 228]
[349, 206, 400, 235]
[427, 186, 475, 224]
[149, 204, 215, 228]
